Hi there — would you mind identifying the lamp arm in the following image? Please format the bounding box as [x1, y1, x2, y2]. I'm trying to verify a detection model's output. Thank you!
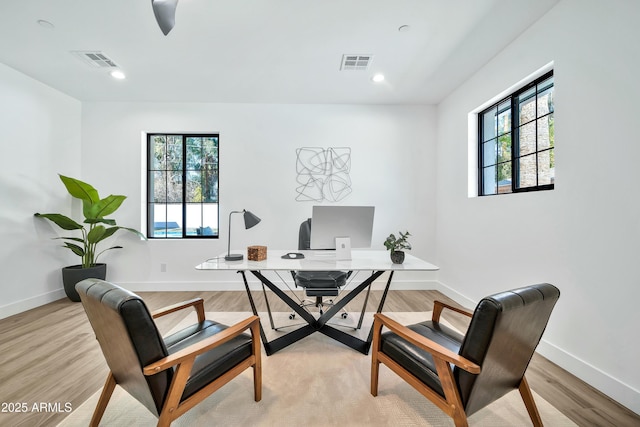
[227, 210, 245, 256]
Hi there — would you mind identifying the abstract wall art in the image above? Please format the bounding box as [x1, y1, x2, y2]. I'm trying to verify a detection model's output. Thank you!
[295, 147, 352, 202]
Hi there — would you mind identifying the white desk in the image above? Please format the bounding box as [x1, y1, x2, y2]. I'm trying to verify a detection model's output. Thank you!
[196, 250, 438, 355]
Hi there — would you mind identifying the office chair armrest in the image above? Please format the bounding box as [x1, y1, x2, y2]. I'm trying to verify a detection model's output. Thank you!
[143, 315, 261, 375]
[373, 313, 480, 374]
[432, 300, 473, 323]
[151, 298, 205, 323]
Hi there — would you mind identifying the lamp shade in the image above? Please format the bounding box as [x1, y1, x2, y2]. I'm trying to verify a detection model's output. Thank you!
[243, 210, 261, 229]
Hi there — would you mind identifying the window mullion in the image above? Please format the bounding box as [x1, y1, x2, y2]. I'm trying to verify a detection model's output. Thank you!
[511, 96, 517, 192]
[182, 136, 187, 238]
[535, 83, 539, 187]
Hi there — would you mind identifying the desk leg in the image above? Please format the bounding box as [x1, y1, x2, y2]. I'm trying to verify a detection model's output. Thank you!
[240, 269, 394, 356]
[238, 271, 270, 351]
[318, 271, 384, 328]
[315, 271, 385, 354]
[363, 270, 395, 353]
[356, 278, 373, 330]
[261, 281, 276, 330]
[249, 270, 318, 355]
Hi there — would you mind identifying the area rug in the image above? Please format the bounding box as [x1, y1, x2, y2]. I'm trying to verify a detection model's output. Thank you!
[58, 312, 576, 426]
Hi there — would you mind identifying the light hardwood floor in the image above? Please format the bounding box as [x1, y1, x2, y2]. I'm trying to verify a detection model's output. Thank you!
[0, 289, 637, 426]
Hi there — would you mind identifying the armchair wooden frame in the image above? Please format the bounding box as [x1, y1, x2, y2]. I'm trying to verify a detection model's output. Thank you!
[371, 301, 543, 427]
[90, 297, 262, 427]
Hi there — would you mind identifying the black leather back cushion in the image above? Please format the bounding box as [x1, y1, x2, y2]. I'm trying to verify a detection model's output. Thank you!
[77, 279, 171, 415]
[299, 218, 312, 250]
[456, 283, 560, 415]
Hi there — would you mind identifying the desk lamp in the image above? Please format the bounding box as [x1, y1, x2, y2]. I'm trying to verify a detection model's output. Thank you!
[225, 209, 261, 261]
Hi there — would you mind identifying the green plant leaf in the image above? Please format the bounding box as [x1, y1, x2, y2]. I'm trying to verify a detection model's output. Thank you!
[63, 242, 85, 257]
[88, 195, 126, 219]
[59, 175, 99, 203]
[34, 213, 84, 231]
[87, 225, 106, 243]
[101, 227, 120, 238]
[85, 218, 117, 225]
[53, 237, 84, 243]
[82, 198, 94, 220]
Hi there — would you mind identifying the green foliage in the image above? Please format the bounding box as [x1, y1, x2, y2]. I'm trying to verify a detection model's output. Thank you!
[35, 175, 145, 268]
[384, 231, 412, 252]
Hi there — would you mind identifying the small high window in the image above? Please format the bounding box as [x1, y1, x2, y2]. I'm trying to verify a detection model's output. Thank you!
[147, 133, 219, 238]
[479, 70, 554, 195]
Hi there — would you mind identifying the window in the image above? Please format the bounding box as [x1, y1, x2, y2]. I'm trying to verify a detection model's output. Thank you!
[147, 133, 219, 238]
[479, 71, 554, 195]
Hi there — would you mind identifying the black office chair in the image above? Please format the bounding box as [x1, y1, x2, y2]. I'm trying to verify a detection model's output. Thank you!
[76, 279, 262, 427]
[371, 283, 560, 427]
[291, 218, 350, 317]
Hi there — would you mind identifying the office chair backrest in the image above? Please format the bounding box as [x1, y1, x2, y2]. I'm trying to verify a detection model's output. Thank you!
[455, 283, 560, 416]
[299, 218, 312, 250]
[76, 279, 171, 416]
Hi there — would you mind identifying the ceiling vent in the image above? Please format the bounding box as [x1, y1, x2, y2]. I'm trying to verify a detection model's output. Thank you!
[340, 54, 373, 71]
[71, 51, 119, 68]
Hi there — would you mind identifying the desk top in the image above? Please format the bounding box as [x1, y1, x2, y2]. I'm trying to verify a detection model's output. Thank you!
[195, 250, 439, 272]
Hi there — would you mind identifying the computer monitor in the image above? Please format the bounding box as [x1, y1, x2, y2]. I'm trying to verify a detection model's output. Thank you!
[309, 206, 375, 250]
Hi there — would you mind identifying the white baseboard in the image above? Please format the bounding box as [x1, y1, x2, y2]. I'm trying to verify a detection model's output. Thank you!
[536, 339, 640, 415]
[0, 288, 66, 320]
[435, 280, 640, 416]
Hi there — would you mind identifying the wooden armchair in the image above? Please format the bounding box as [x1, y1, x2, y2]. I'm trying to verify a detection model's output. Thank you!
[371, 283, 560, 427]
[76, 279, 262, 427]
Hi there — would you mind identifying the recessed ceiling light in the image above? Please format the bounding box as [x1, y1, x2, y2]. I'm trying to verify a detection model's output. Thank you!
[398, 25, 410, 33]
[110, 70, 126, 80]
[372, 74, 385, 83]
[37, 19, 55, 29]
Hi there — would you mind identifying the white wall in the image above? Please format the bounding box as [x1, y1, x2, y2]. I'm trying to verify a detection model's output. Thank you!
[79, 102, 438, 291]
[435, 0, 640, 414]
[0, 63, 82, 318]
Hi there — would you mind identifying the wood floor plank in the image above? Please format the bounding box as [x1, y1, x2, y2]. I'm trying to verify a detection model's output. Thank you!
[0, 290, 637, 427]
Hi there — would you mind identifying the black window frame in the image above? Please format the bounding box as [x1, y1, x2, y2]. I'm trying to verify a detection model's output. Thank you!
[146, 133, 220, 239]
[478, 70, 554, 196]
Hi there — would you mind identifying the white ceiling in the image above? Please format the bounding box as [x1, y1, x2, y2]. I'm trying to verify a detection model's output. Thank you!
[0, 0, 559, 104]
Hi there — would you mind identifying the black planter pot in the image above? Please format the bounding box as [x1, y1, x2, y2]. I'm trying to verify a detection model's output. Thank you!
[390, 250, 405, 264]
[62, 263, 107, 302]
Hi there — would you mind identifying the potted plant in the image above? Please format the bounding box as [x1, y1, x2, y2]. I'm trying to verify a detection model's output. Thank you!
[35, 174, 145, 301]
[384, 231, 411, 264]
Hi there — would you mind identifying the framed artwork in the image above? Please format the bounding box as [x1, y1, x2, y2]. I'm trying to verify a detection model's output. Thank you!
[295, 147, 352, 202]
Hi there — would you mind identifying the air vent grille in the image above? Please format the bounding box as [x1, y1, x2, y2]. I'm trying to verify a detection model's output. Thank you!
[340, 54, 372, 71]
[71, 51, 119, 68]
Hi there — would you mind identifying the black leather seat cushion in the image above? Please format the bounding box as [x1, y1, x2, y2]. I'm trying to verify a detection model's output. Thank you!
[380, 321, 465, 397]
[294, 270, 348, 296]
[163, 320, 253, 401]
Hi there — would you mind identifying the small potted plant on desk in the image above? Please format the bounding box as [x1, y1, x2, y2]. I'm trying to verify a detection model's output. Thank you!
[384, 231, 411, 264]
[35, 174, 145, 301]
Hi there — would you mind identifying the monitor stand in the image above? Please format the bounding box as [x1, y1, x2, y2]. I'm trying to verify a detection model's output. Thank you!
[335, 237, 352, 260]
